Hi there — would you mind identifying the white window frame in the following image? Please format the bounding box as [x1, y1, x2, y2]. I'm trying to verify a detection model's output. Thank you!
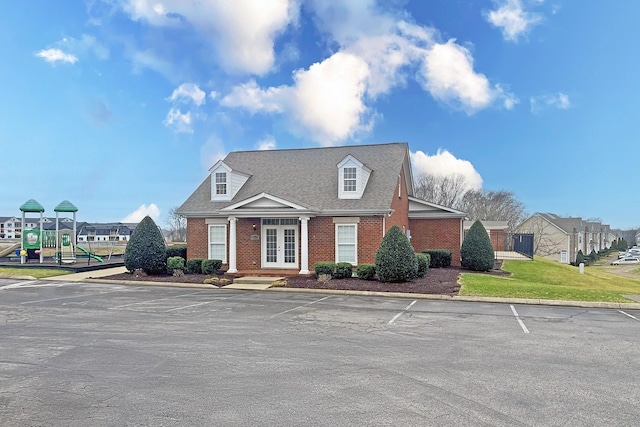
[215, 172, 228, 196]
[343, 167, 357, 192]
[335, 223, 357, 265]
[208, 224, 227, 263]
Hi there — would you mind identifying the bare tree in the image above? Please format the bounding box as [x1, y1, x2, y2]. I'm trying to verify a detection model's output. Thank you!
[166, 206, 186, 242]
[413, 173, 470, 208]
[459, 190, 527, 232]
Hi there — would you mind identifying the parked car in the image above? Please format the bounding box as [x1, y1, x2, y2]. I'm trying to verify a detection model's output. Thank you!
[612, 257, 640, 265]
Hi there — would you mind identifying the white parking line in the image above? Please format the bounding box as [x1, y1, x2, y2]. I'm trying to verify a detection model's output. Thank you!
[510, 305, 530, 334]
[165, 301, 217, 312]
[271, 296, 332, 318]
[109, 291, 208, 309]
[21, 291, 121, 304]
[388, 300, 417, 324]
[618, 310, 640, 322]
[0, 280, 39, 290]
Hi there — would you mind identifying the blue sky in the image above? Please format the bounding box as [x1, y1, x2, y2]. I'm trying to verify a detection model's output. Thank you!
[1, 1, 638, 229]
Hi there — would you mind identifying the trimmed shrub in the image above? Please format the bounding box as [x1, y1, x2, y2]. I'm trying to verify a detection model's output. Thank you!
[375, 225, 418, 282]
[460, 220, 495, 272]
[124, 216, 167, 275]
[589, 249, 598, 262]
[422, 249, 452, 268]
[356, 264, 376, 280]
[203, 277, 220, 285]
[415, 253, 430, 278]
[314, 262, 336, 277]
[167, 256, 185, 275]
[575, 250, 585, 265]
[166, 244, 187, 260]
[186, 258, 203, 274]
[334, 262, 353, 279]
[202, 259, 223, 275]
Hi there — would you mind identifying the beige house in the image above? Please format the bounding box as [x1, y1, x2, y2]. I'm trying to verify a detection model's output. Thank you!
[516, 213, 616, 264]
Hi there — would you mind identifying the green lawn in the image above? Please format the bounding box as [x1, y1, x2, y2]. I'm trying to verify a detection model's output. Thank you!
[459, 256, 640, 302]
[0, 268, 70, 279]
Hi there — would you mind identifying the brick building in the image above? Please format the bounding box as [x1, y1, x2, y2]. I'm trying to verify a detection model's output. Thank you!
[177, 143, 465, 274]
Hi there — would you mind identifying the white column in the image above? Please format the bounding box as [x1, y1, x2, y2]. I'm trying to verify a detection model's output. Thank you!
[299, 216, 310, 275]
[227, 217, 238, 273]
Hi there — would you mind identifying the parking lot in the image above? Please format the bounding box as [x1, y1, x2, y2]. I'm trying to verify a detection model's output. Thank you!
[1, 278, 639, 426]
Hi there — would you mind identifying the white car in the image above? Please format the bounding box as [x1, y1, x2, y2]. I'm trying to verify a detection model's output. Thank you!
[612, 257, 640, 265]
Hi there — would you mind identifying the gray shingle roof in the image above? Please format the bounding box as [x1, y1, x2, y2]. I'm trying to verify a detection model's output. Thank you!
[177, 142, 411, 216]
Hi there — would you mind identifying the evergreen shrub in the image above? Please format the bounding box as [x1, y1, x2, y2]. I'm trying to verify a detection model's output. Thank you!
[186, 258, 203, 274]
[334, 262, 353, 279]
[422, 249, 452, 268]
[415, 253, 430, 278]
[460, 220, 495, 272]
[375, 225, 418, 282]
[202, 259, 222, 275]
[124, 216, 167, 275]
[356, 264, 376, 280]
[314, 262, 336, 277]
[167, 256, 185, 274]
[166, 244, 187, 260]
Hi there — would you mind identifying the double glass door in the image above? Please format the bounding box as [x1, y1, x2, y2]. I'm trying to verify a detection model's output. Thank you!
[262, 219, 298, 268]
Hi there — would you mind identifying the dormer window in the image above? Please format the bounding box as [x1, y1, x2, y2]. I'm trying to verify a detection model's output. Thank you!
[344, 167, 357, 192]
[210, 160, 250, 202]
[215, 172, 228, 196]
[337, 155, 371, 200]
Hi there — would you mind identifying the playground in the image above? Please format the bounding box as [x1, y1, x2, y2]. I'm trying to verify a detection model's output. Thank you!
[0, 199, 125, 272]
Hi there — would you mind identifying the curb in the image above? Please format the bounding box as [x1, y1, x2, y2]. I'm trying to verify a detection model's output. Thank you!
[4, 275, 639, 310]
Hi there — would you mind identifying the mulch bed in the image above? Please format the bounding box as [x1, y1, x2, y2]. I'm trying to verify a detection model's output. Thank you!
[102, 261, 509, 296]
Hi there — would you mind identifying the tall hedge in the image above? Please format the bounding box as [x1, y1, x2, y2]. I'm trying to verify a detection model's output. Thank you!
[124, 216, 167, 274]
[460, 220, 495, 272]
[375, 225, 418, 282]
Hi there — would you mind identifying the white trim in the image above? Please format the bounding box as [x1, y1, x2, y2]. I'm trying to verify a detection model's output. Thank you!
[222, 192, 309, 211]
[205, 218, 228, 225]
[333, 217, 361, 224]
[335, 223, 358, 265]
[208, 224, 227, 263]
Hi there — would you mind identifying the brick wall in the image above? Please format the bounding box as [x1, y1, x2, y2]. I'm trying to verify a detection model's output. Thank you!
[409, 218, 462, 266]
[236, 218, 261, 270]
[386, 166, 409, 233]
[186, 218, 208, 260]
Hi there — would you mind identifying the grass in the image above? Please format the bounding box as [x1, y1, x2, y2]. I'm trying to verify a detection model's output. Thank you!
[459, 256, 640, 302]
[0, 267, 70, 279]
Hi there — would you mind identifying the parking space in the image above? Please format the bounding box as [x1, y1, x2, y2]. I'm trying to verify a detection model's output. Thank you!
[2, 278, 640, 426]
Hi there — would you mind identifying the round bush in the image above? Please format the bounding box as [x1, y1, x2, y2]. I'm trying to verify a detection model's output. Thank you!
[167, 256, 185, 274]
[460, 220, 494, 272]
[356, 264, 376, 280]
[334, 262, 353, 279]
[124, 216, 167, 275]
[375, 225, 418, 282]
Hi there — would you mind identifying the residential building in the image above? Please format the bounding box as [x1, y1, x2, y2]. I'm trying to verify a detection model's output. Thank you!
[177, 143, 466, 274]
[517, 213, 617, 263]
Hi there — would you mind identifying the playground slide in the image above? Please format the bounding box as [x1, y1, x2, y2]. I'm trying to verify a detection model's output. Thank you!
[77, 246, 104, 262]
[0, 243, 20, 257]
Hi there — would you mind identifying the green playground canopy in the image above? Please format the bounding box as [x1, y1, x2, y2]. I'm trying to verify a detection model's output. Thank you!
[54, 200, 78, 213]
[19, 199, 45, 213]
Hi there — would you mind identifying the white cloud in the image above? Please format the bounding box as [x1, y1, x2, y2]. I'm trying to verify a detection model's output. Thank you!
[530, 92, 571, 113]
[120, 0, 298, 75]
[168, 83, 206, 106]
[35, 48, 78, 64]
[222, 52, 372, 145]
[215, 1, 518, 144]
[411, 149, 483, 191]
[420, 40, 501, 114]
[222, 80, 285, 113]
[163, 108, 193, 133]
[122, 204, 161, 222]
[485, 0, 543, 42]
[257, 135, 276, 150]
[209, 91, 219, 100]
